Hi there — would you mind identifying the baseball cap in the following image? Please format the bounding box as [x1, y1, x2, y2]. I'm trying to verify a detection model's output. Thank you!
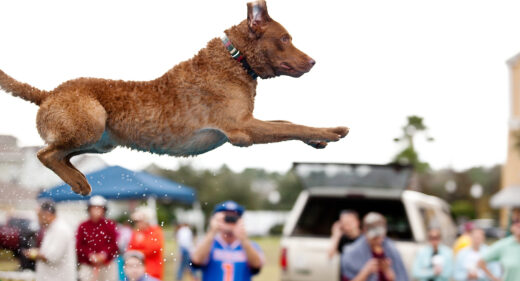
[40, 200, 56, 214]
[363, 212, 387, 239]
[88, 195, 107, 207]
[366, 225, 386, 239]
[212, 201, 245, 216]
[124, 250, 145, 264]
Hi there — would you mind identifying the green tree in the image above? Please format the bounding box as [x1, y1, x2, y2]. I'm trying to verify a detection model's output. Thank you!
[145, 163, 304, 224]
[393, 115, 433, 173]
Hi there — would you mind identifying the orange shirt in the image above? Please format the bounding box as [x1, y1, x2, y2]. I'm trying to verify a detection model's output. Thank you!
[128, 225, 164, 280]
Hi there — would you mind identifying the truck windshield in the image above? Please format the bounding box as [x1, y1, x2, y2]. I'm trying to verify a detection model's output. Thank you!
[291, 196, 413, 241]
[293, 163, 412, 190]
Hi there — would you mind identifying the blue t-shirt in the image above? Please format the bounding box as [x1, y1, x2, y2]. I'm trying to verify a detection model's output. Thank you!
[195, 236, 264, 281]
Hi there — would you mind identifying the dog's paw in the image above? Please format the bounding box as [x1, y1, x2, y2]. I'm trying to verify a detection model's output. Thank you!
[331, 126, 349, 138]
[306, 140, 328, 149]
[71, 180, 92, 196]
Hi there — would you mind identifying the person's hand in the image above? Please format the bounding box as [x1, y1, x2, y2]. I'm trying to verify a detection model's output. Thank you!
[89, 252, 107, 265]
[379, 258, 395, 281]
[361, 258, 379, 275]
[379, 258, 392, 270]
[331, 221, 342, 238]
[233, 219, 247, 242]
[433, 265, 443, 276]
[467, 271, 478, 280]
[209, 212, 225, 234]
[23, 248, 39, 260]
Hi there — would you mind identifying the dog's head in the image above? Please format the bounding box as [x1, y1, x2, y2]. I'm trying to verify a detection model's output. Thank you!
[242, 1, 315, 79]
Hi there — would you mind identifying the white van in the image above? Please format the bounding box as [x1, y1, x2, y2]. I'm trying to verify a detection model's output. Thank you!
[280, 163, 456, 281]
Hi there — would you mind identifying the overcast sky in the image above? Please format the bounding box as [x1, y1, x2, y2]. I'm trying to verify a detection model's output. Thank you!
[0, 0, 519, 173]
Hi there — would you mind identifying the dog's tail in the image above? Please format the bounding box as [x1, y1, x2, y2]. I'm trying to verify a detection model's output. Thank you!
[0, 69, 48, 106]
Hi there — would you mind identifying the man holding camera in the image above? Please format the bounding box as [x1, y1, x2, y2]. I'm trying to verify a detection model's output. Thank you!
[191, 201, 264, 281]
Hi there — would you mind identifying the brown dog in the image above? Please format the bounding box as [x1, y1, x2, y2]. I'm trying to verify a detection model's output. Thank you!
[0, 1, 348, 195]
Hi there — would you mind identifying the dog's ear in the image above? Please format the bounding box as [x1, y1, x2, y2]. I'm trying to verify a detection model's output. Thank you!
[247, 1, 271, 37]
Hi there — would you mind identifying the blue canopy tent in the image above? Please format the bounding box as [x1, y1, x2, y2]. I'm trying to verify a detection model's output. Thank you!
[38, 165, 196, 204]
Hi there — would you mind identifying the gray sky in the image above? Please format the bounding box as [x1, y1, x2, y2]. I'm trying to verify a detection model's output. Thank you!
[0, 0, 519, 172]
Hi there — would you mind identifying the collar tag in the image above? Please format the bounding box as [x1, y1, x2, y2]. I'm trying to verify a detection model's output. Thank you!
[221, 35, 259, 80]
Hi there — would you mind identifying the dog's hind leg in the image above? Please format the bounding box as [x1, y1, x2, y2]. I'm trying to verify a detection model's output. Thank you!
[36, 95, 107, 195]
[38, 146, 92, 195]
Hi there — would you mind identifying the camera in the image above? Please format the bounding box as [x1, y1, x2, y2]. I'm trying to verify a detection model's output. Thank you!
[224, 214, 239, 224]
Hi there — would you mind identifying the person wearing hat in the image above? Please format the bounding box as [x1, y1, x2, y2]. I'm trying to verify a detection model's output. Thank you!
[76, 195, 119, 281]
[123, 250, 160, 281]
[127, 207, 164, 280]
[190, 201, 264, 281]
[341, 212, 408, 281]
[23, 201, 77, 281]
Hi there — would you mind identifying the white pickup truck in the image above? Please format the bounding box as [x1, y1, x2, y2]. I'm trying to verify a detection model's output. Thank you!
[280, 163, 456, 281]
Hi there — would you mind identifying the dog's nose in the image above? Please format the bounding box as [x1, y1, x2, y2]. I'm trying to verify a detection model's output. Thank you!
[308, 58, 316, 67]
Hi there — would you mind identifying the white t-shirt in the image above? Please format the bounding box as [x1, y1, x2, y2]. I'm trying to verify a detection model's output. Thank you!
[463, 248, 484, 278]
[176, 226, 194, 250]
[36, 218, 77, 281]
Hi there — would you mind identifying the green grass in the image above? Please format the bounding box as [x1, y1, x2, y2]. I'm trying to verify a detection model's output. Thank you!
[0, 237, 281, 281]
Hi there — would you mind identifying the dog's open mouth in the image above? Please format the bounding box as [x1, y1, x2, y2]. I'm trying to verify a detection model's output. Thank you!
[280, 62, 293, 71]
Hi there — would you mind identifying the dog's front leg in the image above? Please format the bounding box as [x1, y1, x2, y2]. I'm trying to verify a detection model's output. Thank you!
[225, 119, 348, 148]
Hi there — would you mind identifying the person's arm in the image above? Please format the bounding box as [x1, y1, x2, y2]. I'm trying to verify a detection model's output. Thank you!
[351, 259, 378, 281]
[190, 213, 222, 265]
[477, 260, 501, 281]
[380, 259, 395, 281]
[39, 224, 69, 264]
[439, 247, 454, 279]
[105, 220, 119, 260]
[386, 239, 409, 281]
[234, 219, 263, 269]
[328, 221, 342, 259]
[76, 224, 94, 265]
[412, 248, 435, 279]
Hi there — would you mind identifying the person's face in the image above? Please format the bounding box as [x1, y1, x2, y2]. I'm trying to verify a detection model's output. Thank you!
[428, 229, 442, 248]
[133, 219, 148, 231]
[470, 229, 485, 247]
[511, 220, 520, 239]
[365, 224, 386, 247]
[37, 209, 49, 226]
[124, 257, 145, 281]
[220, 211, 240, 234]
[340, 213, 359, 233]
[88, 206, 105, 221]
[37, 209, 55, 227]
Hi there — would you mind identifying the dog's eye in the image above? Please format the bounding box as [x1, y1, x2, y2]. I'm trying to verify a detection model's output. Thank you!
[281, 36, 290, 43]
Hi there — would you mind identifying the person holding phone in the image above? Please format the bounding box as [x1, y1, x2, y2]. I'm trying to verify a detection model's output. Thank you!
[190, 201, 264, 281]
[341, 212, 408, 281]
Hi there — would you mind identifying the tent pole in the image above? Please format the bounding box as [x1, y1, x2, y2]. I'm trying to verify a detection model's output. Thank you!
[192, 201, 204, 237]
[147, 195, 158, 225]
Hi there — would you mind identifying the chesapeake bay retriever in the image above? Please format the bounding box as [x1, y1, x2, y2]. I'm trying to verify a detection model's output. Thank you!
[0, 1, 348, 195]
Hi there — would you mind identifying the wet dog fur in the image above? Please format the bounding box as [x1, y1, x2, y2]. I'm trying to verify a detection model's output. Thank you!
[0, 1, 348, 195]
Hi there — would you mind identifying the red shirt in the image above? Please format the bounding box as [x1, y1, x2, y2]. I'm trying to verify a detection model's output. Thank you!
[372, 249, 389, 281]
[128, 225, 164, 280]
[76, 218, 119, 265]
